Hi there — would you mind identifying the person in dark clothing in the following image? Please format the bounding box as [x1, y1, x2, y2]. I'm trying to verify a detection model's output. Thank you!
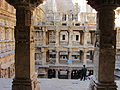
[80, 65, 87, 81]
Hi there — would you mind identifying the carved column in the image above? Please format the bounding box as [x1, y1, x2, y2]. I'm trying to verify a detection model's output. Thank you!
[68, 48, 72, 60]
[68, 29, 73, 46]
[87, 0, 118, 90]
[12, 8, 37, 90]
[56, 49, 59, 64]
[5, 0, 44, 90]
[84, 31, 88, 46]
[43, 29, 46, 45]
[68, 29, 73, 66]
[55, 29, 60, 46]
[68, 69, 72, 79]
[42, 48, 46, 65]
[55, 69, 59, 78]
[13, 6, 40, 90]
[0, 63, 1, 78]
[83, 50, 87, 65]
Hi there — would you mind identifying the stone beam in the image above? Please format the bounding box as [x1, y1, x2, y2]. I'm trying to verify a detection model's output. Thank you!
[5, 0, 44, 8]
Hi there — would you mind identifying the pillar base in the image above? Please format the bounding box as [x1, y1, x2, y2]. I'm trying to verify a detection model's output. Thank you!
[12, 76, 40, 90]
[89, 79, 117, 90]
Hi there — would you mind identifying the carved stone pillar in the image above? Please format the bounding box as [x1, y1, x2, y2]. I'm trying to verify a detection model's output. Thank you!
[68, 48, 72, 67]
[13, 7, 40, 90]
[0, 63, 1, 78]
[68, 49, 72, 60]
[5, 0, 44, 90]
[68, 30, 73, 46]
[43, 30, 46, 45]
[68, 69, 72, 79]
[55, 29, 60, 46]
[87, 0, 118, 90]
[83, 50, 87, 65]
[56, 49, 59, 64]
[84, 31, 88, 46]
[42, 48, 46, 65]
[55, 69, 59, 78]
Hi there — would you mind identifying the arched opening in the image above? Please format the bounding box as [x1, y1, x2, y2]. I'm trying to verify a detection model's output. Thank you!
[48, 69, 56, 78]
[58, 69, 69, 79]
[71, 69, 79, 79]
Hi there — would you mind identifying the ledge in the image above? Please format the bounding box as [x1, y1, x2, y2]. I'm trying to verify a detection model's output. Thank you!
[0, 50, 14, 58]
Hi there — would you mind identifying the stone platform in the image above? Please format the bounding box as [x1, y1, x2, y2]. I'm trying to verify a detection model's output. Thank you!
[0, 78, 120, 90]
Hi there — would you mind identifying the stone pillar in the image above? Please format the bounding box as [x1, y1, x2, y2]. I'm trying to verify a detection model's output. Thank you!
[68, 48, 72, 67]
[56, 49, 59, 64]
[68, 30, 73, 46]
[11, 6, 40, 90]
[55, 69, 59, 78]
[42, 48, 46, 65]
[68, 49, 72, 60]
[68, 29, 72, 65]
[68, 48, 72, 79]
[0, 63, 1, 78]
[68, 69, 72, 79]
[83, 50, 87, 65]
[86, 1, 118, 89]
[43, 30, 46, 45]
[5, 0, 44, 90]
[55, 29, 60, 46]
[84, 31, 88, 46]
[12, 8, 39, 90]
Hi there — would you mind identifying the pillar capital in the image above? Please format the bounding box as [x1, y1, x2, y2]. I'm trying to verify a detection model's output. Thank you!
[5, 0, 44, 9]
[87, 0, 119, 11]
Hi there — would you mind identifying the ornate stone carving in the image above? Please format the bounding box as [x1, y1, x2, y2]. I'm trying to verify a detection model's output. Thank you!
[87, 0, 119, 10]
[5, 0, 44, 9]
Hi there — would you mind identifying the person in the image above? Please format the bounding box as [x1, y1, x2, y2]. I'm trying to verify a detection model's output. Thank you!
[80, 65, 87, 81]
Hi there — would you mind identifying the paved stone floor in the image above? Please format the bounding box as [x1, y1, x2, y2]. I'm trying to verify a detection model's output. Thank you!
[0, 78, 120, 90]
[39, 78, 90, 90]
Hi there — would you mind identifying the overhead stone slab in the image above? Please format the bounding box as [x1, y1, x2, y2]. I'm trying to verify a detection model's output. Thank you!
[5, 0, 44, 8]
[86, 0, 120, 10]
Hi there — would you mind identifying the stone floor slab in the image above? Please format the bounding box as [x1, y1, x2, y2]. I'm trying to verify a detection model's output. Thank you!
[0, 78, 120, 90]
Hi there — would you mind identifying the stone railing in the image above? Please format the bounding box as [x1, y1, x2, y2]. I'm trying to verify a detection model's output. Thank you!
[59, 60, 68, 65]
